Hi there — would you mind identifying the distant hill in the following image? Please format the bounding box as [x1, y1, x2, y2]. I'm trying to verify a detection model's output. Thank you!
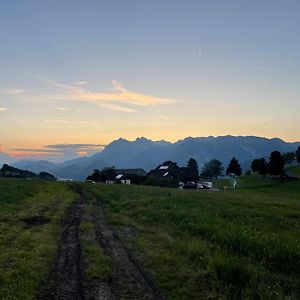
[12, 157, 109, 180]
[10, 136, 300, 180]
[0, 164, 56, 181]
[12, 160, 56, 173]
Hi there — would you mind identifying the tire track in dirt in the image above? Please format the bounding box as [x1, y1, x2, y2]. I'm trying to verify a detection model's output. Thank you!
[38, 187, 163, 299]
[37, 196, 85, 300]
[80, 201, 115, 300]
[92, 198, 163, 300]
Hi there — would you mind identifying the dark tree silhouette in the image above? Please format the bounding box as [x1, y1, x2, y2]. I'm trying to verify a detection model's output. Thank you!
[251, 158, 268, 177]
[86, 167, 115, 182]
[251, 159, 260, 172]
[296, 146, 300, 163]
[268, 151, 284, 176]
[200, 159, 223, 179]
[187, 157, 199, 180]
[258, 158, 268, 177]
[226, 157, 242, 176]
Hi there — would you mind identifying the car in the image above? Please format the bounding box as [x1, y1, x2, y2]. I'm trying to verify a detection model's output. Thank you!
[85, 179, 96, 184]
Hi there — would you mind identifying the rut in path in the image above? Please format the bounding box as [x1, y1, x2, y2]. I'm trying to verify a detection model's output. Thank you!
[38, 190, 163, 299]
[37, 196, 85, 300]
[91, 199, 163, 300]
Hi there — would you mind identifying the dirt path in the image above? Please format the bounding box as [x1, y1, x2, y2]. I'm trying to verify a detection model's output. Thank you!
[38, 188, 163, 299]
[38, 196, 85, 300]
[92, 199, 163, 300]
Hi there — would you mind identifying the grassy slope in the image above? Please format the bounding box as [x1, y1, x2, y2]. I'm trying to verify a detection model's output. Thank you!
[288, 165, 300, 178]
[87, 177, 300, 299]
[0, 178, 76, 300]
[1, 175, 300, 299]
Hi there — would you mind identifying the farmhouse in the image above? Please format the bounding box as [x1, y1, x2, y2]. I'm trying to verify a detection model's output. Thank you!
[148, 161, 199, 188]
[113, 168, 147, 184]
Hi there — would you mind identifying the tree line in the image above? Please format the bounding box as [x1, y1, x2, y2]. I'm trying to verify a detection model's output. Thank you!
[199, 145, 300, 179]
[251, 146, 300, 177]
[200, 157, 242, 179]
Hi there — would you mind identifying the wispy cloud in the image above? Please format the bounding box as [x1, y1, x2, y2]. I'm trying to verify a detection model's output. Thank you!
[22, 73, 177, 112]
[73, 80, 176, 107]
[160, 115, 169, 120]
[8, 143, 105, 160]
[45, 118, 71, 124]
[56, 107, 69, 111]
[8, 151, 62, 158]
[0, 89, 26, 95]
[100, 103, 136, 113]
[74, 81, 87, 86]
[44, 143, 105, 151]
[45, 143, 105, 157]
[0, 107, 7, 112]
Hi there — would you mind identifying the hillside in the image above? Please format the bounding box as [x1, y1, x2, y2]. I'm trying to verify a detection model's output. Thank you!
[1, 176, 300, 298]
[0, 164, 56, 181]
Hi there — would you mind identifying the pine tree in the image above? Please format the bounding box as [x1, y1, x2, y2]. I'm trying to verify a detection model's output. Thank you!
[258, 158, 268, 177]
[226, 157, 242, 176]
[268, 151, 284, 176]
[187, 157, 199, 180]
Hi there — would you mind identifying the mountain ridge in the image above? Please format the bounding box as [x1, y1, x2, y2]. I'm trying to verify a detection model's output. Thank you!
[8, 135, 300, 180]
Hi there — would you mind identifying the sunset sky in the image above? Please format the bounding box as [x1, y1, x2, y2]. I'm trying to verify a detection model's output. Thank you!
[0, 0, 300, 161]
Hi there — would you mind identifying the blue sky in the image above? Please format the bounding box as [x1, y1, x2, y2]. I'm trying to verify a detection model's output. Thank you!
[0, 0, 299, 161]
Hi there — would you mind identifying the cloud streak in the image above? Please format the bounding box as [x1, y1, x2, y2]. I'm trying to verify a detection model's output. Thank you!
[0, 89, 26, 95]
[23, 73, 177, 112]
[44, 143, 106, 150]
[73, 80, 175, 108]
[0, 107, 7, 112]
[9, 143, 105, 160]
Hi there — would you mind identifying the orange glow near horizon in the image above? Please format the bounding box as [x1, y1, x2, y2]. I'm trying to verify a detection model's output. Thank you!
[7, 151, 62, 159]
[2, 130, 300, 156]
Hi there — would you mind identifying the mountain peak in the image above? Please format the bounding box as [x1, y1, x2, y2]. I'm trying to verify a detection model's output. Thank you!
[135, 137, 153, 143]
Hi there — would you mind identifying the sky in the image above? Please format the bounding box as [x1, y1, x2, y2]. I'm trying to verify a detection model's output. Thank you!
[0, 0, 300, 162]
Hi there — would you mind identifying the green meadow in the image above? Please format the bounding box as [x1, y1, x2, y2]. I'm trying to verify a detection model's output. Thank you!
[0, 178, 76, 299]
[86, 174, 300, 299]
[0, 171, 300, 299]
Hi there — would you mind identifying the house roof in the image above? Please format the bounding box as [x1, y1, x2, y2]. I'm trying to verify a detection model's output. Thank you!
[148, 162, 199, 181]
[115, 168, 147, 177]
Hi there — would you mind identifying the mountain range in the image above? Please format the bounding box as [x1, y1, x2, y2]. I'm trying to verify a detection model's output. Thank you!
[7, 136, 300, 180]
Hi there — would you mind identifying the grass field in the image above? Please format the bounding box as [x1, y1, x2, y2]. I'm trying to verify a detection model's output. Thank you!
[0, 172, 300, 299]
[86, 174, 300, 299]
[0, 178, 76, 299]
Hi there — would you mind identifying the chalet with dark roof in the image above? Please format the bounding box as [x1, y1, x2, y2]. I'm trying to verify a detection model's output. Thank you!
[148, 161, 199, 183]
[114, 168, 147, 184]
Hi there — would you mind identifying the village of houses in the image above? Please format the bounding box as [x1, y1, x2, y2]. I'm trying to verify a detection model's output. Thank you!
[85, 160, 221, 190]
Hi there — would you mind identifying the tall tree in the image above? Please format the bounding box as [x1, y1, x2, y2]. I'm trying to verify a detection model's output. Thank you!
[283, 152, 296, 166]
[187, 157, 199, 180]
[226, 157, 242, 176]
[251, 159, 260, 173]
[200, 159, 223, 179]
[251, 158, 268, 177]
[258, 158, 268, 177]
[296, 146, 300, 163]
[268, 151, 284, 176]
